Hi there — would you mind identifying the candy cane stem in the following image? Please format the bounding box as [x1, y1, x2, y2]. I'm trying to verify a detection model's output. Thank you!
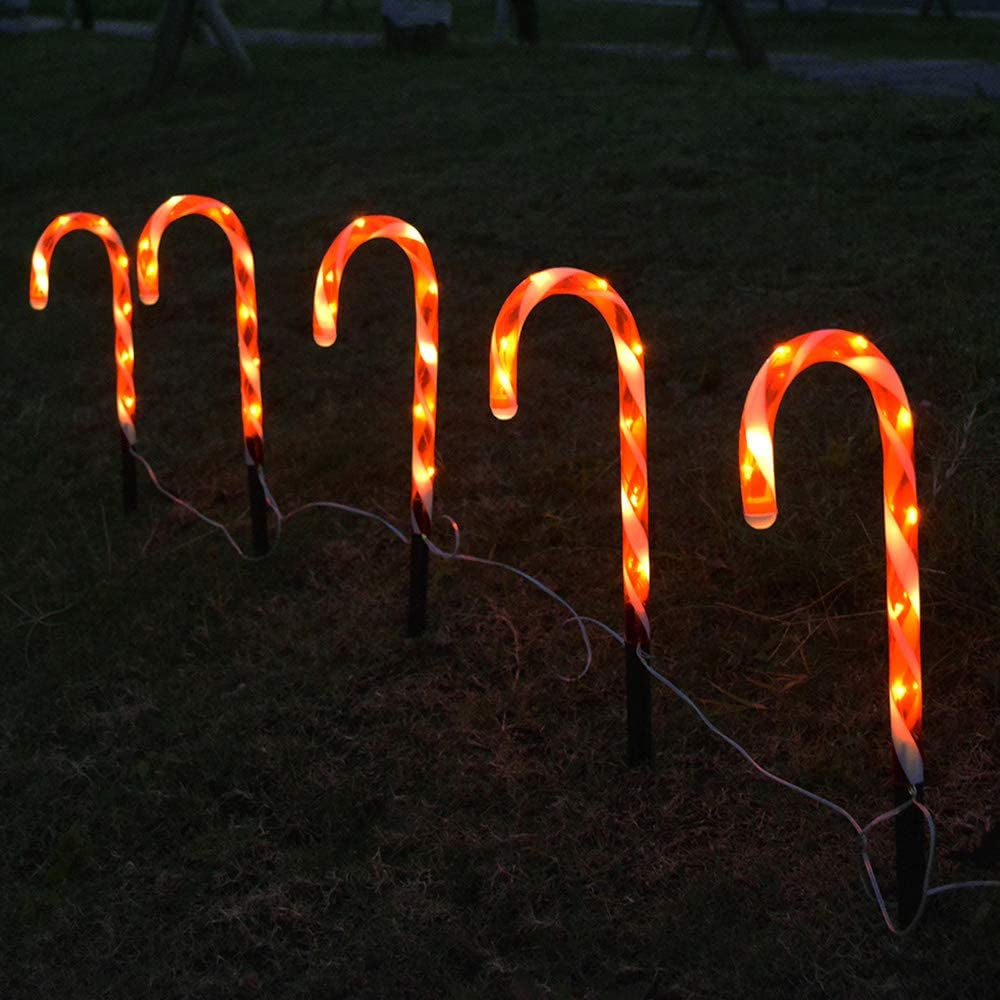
[30, 212, 137, 515]
[313, 215, 440, 637]
[739, 328, 926, 924]
[489, 267, 653, 766]
[138, 195, 268, 555]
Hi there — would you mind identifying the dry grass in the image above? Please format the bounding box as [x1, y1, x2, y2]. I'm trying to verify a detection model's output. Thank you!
[1, 26, 999, 999]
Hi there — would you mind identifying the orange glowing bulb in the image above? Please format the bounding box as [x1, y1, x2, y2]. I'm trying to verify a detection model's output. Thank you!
[905, 506, 919, 526]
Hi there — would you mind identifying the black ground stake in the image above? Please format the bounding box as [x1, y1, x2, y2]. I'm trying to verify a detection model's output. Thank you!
[407, 496, 430, 636]
[247, 464, 269, 557]
[407, 532, 429, 637]
[894, 757, 926, 929]
[625, 605, 654, 766]
[121, 430, 137, 514]
[625, 643, 654, 766]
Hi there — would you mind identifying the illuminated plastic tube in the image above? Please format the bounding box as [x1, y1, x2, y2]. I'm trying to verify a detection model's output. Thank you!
[136, 195, 268, 555]
[313, 215, 439, 637]
[29, 212, 138, 512]
[490, 267, 652, 764]
[739, 328, 925, 923]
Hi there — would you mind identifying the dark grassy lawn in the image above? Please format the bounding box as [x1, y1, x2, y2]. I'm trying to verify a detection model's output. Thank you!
[2, 25, 999, 1000]
[23, 0, 1000, 62]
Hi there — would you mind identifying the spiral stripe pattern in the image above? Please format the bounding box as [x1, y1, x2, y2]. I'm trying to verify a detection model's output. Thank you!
[313, 216, 439, 535]
[738, 329, 923, 786]
[136, 196, 263, 465]
[30, 213, 136, 443]
[489, 268, 650, 647]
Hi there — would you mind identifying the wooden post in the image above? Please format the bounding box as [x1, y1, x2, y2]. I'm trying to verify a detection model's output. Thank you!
[199, 0, 254, 75]
[919, 0, 956, 17]
[145, 0, 253, 100]
[690, 0, 767, 70]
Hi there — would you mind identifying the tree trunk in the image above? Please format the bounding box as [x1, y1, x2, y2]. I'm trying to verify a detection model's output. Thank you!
[690, 0, 766, 70]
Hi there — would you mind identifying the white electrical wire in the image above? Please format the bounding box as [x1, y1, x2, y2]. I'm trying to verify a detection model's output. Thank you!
[131, 446, 282, 559]
[131, 448, 408, 555]
[127, 453, 1000, 933]
[421, 517, 593, 682]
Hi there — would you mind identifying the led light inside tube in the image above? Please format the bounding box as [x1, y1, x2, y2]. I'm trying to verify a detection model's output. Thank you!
[312, 215, 440, 536]
[29, 211, 137, 444]
[738, 328, 923, 787]
[137, 195, 264, 463]
[488, 267, 650, 650]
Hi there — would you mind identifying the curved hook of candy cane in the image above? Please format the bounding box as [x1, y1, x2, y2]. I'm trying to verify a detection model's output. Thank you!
[738, 329, 923, 788]
[313, 215, 439, 536]
[30, 212, 137, 444]
[136, 195, 263, 466]
[488, 267, 650, 649]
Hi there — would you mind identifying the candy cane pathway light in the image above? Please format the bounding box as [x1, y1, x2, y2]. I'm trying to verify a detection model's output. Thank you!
[739, 328, 925, 926]
[490, 268, 652, 766]
[137, 196, 269, 556]
[30, 212, 138, 512]
[313, 215, 439, 637]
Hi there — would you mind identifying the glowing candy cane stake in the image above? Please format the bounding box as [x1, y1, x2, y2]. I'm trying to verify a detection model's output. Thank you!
[490, 268, 652, 765]
[136, 196, 269, 556]
[314, 216, 440, 637]
[29, 212, 139, 512]
[739, 328, 925, 925]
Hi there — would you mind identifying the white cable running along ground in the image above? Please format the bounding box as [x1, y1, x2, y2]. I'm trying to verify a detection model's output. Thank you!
[131, 446, 407, 555]
[127, 454, 1000, 933]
